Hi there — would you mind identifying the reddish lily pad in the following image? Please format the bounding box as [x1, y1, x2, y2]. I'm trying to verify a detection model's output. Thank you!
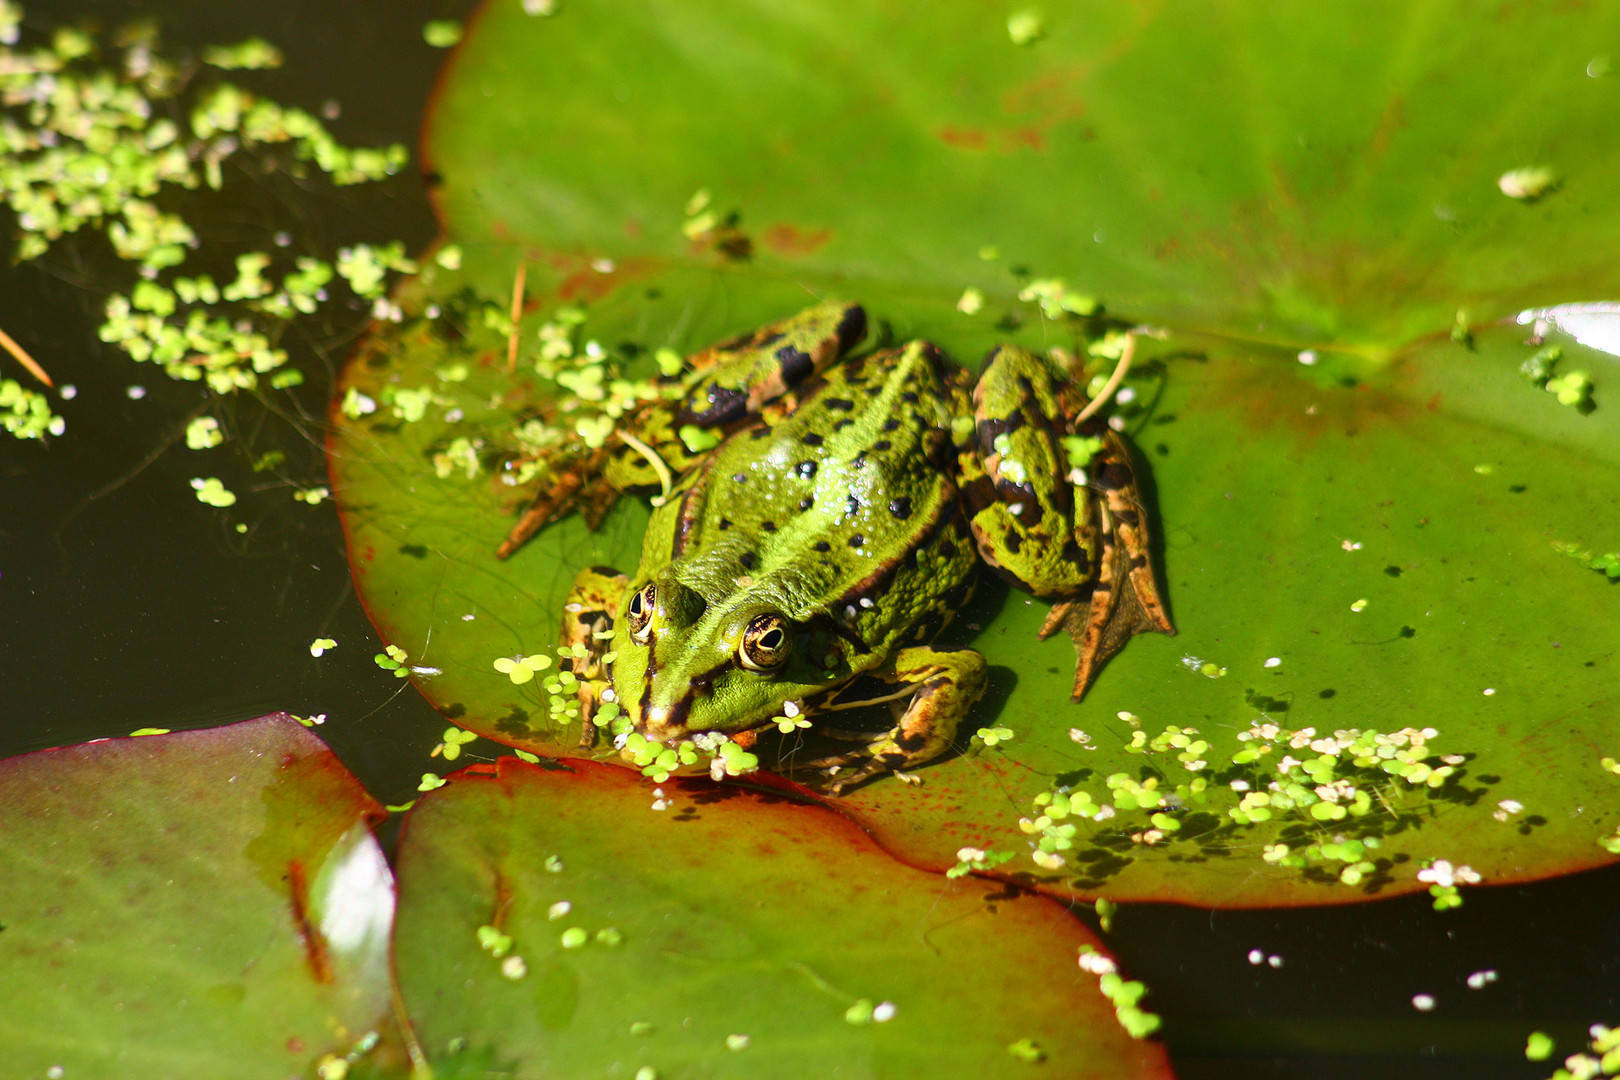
[391, 756, 1171, 1078]
[331, 0, 1620, 907]
[0, 715, 394, 1076]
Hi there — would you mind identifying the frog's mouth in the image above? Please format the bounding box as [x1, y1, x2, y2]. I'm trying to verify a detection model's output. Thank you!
[636, 703, 687, 744]
[611, 708, 766, 780]
[632, 705, 769, 749]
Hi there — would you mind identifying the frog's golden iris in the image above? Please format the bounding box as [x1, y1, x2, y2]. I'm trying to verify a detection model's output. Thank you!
[511, 302, 1173, 793]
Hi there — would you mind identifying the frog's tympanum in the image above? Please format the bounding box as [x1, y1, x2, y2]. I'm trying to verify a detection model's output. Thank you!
[504, 302, 1173, 793]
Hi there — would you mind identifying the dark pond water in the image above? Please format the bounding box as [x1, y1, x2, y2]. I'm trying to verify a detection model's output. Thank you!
[0, 2, 1615, 1077]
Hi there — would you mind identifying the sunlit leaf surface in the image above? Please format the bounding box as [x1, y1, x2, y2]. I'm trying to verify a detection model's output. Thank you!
[0, 715, 394, 1076]
[392, 757, 1171, 1078]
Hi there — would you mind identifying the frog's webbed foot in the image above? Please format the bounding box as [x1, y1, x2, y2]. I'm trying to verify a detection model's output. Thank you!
[805, 646, 987, 796]
[557, 566, 628, 747]
[1041, 430, 1174, 699]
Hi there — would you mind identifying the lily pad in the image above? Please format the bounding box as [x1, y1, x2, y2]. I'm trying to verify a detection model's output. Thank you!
[0, 715, 394, 1077]
[330, 0, 1620, 906]
[391, 756, 1170, 1078]
[427, 0, 1620, 345]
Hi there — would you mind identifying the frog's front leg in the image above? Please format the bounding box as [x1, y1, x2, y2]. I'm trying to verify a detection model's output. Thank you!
[557, 566, 627, 748]
[810, 646, 988, 796]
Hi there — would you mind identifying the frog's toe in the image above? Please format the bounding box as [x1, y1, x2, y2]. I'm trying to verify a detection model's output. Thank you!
[496, 449, 613, 559]
[814, 753, 906, 796]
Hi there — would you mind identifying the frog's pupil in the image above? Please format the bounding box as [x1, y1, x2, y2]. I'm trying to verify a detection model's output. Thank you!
[760, 628, 783, 650]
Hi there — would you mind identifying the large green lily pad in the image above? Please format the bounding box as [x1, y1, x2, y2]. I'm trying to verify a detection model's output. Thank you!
[330, 0, 1620, 907]
[427, 0, 1620, 345]
[392, 756, 1170, 1078]
[0, 715, 394, 1077]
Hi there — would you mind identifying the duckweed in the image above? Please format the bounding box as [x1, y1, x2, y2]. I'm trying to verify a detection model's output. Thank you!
[422, 20, 463, 47]
[436, 726, 476, 761]
[973, 725, 1014, 748]
[1006, 10, 1045, 46]
[0, 379, 63, 439]
[0, 4, 409, 442]
[1006, 1038, 1045, 1063]
[493, 652, 552, 685]
[374, 644, 409, 677]
[189, 476, 236, 507]
[476, 925, 513, 958]
[1554, 542, 1620, 582]
[945, 846, 1014, 879]
[1017, 278, 1094, 320]
[1498, 165, 1560, 201]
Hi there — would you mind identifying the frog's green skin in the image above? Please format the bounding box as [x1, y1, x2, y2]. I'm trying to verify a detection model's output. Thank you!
[546, 302, 1172, 793]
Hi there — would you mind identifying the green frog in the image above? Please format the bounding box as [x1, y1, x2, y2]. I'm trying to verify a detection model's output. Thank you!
[513, 301, 1173, 794]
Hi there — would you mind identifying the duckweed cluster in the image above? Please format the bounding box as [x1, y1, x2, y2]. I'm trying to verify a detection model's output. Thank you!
[1540, 1023, 1620, 1080]
[1553, 541, 1620, 582]
[373, 644, 409, 677]
[946, 846, 1015, 879]
[0, 2, 408, 440]
[1075, 946, 1162, 1039]
[611, 714, 761, 783]
[0, 376, 62, 438]
[435, 726, 477, 762]
[1521, 343, 1596, 411]
[1019, 717, 1476, 892]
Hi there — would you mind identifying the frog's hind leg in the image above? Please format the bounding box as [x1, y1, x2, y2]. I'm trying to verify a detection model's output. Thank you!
[557, 567, 628, 748]
[497, 446, 611, 559]
[1042, 430, 1174, 699]
[806, 646, 988, 795]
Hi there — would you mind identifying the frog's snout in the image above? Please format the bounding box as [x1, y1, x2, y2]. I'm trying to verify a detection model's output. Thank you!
[638, 703, 688, 744]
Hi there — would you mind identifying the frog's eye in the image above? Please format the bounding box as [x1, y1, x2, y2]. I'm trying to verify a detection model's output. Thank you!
[739, 613, 791, 671]
[626, 582, 657, 643]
